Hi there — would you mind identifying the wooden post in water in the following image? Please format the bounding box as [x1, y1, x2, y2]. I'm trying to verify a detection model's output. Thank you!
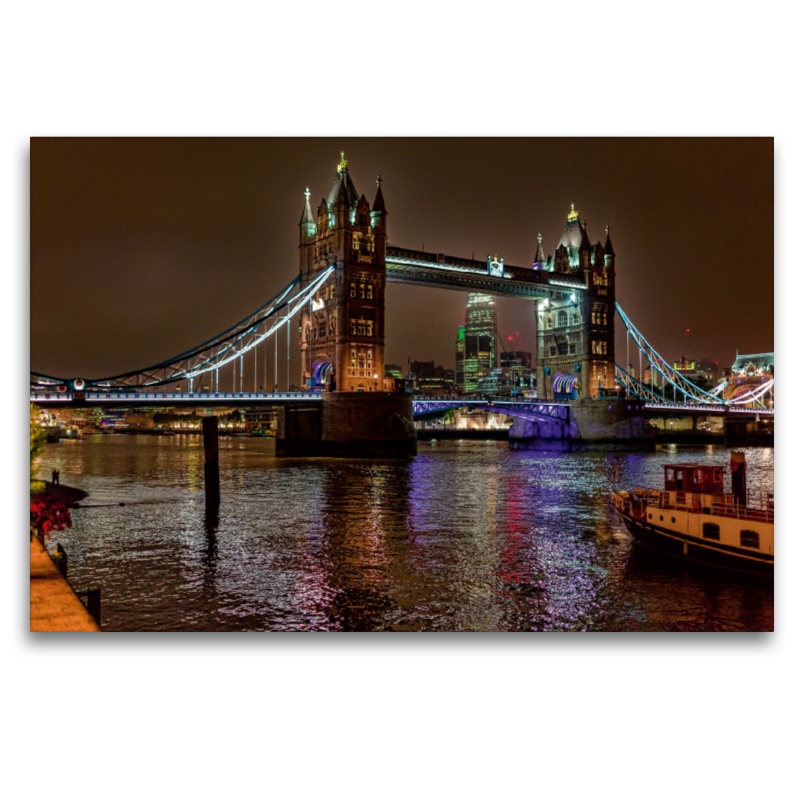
[87, 588, 101, 626]
[56, 542, 68, 578]
[203, 416, 220, 507]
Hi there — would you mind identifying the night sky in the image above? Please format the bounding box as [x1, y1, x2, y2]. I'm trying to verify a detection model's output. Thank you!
[30, 137, 773, 384]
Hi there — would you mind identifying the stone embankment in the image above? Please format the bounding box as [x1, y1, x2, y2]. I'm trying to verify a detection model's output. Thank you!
[30, 536, 99, 632]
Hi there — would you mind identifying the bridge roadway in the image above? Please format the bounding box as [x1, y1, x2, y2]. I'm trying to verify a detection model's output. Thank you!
[30, 390, 772, 420]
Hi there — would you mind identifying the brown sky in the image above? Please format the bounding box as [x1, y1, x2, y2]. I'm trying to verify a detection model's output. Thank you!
[30, 137, 773, 384]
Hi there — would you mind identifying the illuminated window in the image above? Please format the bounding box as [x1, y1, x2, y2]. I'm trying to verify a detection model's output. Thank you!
[350, 282, 356, 298]
[366, 321, 373, 337]
[360, 283, 365, 299]
[557, 310, 567, 327]
[366, 284, 373, 300]
[740, 530, 760, 549]
[350, 320, 356, 335]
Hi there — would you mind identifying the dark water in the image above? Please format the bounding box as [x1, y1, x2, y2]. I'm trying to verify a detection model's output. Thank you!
[37, 436, 774, 631]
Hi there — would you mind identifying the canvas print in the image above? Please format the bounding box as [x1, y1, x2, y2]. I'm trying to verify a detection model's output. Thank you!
[29, 138, 774, 632]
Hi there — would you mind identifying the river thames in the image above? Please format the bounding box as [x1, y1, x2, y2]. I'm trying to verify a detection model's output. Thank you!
[37, 436, 774, 632]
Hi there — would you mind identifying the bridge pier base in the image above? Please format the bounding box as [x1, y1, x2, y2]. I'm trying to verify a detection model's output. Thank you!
[508, 398, 655, 451]
[276, 392, 417, 458]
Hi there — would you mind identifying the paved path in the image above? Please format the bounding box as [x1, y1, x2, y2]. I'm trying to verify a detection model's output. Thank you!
[30, 537, 99, 632]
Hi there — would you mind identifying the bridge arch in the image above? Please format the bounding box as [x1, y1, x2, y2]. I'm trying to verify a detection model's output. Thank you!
[552, 371, 579, 401]
[311, 357, 334, 388]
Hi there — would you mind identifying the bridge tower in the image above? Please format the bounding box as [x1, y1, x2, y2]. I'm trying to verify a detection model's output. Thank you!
[299, 153, 387, 392]
[535, 205, 617, 400]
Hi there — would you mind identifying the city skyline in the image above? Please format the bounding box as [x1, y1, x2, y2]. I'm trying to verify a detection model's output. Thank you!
[30, 138, 773, 383]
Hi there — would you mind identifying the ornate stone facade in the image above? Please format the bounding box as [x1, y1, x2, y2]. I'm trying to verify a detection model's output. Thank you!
[535, 206, 617, 400]
[299, 154, 387, 392]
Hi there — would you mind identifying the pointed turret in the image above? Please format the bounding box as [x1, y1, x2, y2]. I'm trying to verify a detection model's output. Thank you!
[604, 225, 615, 257]
[373, 176, 386, 213]
[299, 187, 316, 242]
[371, 175, 387, 232]
[593, 241, 604, 267]
[578, 220, 591, 269]
[332, 172, 351, 229]
[579, 221, 591, 252]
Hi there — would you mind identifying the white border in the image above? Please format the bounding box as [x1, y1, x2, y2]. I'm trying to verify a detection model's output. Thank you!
[5, 3, 795, 798]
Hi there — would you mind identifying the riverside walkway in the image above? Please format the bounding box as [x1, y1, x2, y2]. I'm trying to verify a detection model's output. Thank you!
[30, 536, 99, 632]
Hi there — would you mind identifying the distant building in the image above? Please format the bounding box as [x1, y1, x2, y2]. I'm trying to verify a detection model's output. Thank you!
[244, 407, 277, 430]
[124, 409, 155, 429]
[673, 357, 719, 387]
[728, 352, 773, 377]
[456, 293, 498, 393]
[500, 351, 532, 369]
[724, 351, 774, 405]
[408, 360, 454, 396]
[384, 364, 403, 380]
[455, 325, 466, 388]
[475, 364, 534, 396]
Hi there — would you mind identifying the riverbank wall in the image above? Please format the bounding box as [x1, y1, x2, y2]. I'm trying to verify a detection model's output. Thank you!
[30, 536, 99, 632]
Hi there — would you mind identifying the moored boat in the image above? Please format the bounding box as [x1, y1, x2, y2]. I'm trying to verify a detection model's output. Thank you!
[610, 453, 773, 577]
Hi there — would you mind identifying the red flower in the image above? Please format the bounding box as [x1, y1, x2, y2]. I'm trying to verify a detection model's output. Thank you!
[30, 492, 72, 539]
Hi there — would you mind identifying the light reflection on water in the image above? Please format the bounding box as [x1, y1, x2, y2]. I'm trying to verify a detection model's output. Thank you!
[38, 436, 773, 632]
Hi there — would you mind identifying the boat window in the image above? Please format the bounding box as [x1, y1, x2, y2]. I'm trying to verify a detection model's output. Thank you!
[702, 523, 720, 540]
[676, 470, 683, 482]
[666, 468, 674, 481]
[693, 470, 703, 484]
[713, 469, 722, 482]
[740, 530, 760, 549]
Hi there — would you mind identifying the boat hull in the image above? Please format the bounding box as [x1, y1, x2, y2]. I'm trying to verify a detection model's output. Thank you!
[615, 507, 773, 578]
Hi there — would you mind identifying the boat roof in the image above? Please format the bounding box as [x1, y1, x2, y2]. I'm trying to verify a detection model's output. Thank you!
[666, 463, 724, 470]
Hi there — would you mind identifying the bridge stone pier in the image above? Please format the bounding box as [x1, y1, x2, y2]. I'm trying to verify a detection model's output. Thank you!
[276, 392, 416, 458]
[508, 398, 655, 451]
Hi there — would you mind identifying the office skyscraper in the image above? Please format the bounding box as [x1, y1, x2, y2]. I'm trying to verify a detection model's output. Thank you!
[458, 293, 497, 392]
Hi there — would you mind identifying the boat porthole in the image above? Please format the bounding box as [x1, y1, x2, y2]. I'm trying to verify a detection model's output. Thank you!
[672, 517, 676, 523]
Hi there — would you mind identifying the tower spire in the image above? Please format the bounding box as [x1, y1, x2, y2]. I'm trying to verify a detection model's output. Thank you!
[300, 186, 316, 240]
[534, 232, 545, 264]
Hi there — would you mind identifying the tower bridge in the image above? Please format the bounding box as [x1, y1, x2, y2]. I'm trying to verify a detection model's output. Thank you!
[31, 153, 773, 456]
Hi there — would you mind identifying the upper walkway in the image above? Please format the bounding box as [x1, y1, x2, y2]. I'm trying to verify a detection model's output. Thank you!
[386, 246, 584, 298]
